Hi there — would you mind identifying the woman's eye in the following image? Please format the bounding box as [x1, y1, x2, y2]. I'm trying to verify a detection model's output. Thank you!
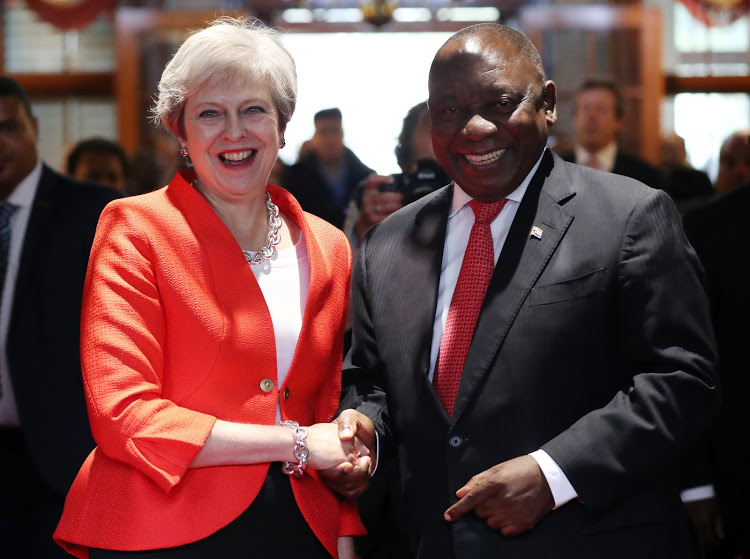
[244, 106, 265, 114]
[199, 110, 219, 118]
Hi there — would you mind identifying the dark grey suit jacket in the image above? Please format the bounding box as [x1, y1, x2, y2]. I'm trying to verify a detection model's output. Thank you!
[342, 150, 718, 558]
[7, 165, 120, 496]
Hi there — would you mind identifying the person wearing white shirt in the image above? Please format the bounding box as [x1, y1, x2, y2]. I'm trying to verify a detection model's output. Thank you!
[0, 75, 120, 558]
[560, 76, 662, 188]
[321, 24, 717, 559]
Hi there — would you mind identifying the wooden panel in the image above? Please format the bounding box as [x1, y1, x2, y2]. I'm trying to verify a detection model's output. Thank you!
[116, 8, 240, 153]
[520, 5, 663, 164]
[665, 75, 750, 94]
[15, 73, 113, 97]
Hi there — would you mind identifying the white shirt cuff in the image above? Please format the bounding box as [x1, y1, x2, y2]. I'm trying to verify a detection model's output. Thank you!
[680, 485, 715, 502]
[370, 429, 380, 476]
[529, 449, 578, 509]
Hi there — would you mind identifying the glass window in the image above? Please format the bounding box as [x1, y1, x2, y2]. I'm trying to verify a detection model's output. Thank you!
[672, 93, 750, 181]
[280, 31, 453, 174]
[4, 1, 115, 73]
[33, 100, 117, 172]
[672, 2, 749, 77]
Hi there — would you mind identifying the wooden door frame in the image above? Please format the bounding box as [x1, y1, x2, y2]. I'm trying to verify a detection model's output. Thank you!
[519, 4, 664, 164]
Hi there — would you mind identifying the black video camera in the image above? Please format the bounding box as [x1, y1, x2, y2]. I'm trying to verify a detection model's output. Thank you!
[381, 158, 451, 205]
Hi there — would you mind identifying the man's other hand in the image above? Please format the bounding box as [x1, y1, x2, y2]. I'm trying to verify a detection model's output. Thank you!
[444, 455, 555, 536]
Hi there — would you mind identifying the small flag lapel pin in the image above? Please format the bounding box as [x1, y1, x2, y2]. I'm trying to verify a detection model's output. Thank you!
[530, 226, 543, 240]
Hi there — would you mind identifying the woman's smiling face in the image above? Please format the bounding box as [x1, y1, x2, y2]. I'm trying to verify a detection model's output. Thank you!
[181, 78, 281, 203]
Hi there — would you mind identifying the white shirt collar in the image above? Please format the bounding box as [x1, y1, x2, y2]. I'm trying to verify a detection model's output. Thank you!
[7, 160, 42, 208]
[450, 148, 546, 217]
[574, 142, 617, 172]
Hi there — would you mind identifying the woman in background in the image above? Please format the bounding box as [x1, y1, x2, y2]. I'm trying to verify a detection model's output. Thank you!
[55, 17, 365, 559]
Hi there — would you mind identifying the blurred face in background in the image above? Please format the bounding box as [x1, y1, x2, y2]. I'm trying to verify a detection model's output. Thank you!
[0, 96, 38, 199]
[73, 151, 128, 192]
[660, 132, 689, 168]
[715, 131, 750, 194]
[410, 109, 435, 169]
[313, 117, 345, 164]
[574, 87, 622, 154]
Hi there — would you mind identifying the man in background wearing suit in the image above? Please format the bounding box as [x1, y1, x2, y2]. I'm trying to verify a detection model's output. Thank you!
[714, 129, 750, 195]
[684, 179, 750, 558]
[560, 76, 662, 188]
[283, 108, 374, 229]
[322, 24, 718, 559]
[0, 76, 120, 557]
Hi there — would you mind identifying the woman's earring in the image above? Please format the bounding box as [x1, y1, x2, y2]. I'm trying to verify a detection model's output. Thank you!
[280, 139, 286, 148]
[180, 146, 188, 158]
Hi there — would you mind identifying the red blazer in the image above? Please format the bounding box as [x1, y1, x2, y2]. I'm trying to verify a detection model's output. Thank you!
[55, 170, 362, 558]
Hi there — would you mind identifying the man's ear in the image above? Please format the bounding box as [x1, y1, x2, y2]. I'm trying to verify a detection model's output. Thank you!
[543, 80, 557, 127]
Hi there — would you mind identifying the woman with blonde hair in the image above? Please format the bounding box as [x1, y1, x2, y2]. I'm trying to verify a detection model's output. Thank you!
[55, 17, 366, 558]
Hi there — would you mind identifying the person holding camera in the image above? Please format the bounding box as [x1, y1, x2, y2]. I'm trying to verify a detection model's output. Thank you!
[343, 101, 450, 249]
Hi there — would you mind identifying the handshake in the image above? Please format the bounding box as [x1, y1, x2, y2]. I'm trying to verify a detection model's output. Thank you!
[305, 410, 376, 499]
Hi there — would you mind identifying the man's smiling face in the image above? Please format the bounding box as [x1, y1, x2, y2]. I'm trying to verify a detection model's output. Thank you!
[428, 35, 556, 202]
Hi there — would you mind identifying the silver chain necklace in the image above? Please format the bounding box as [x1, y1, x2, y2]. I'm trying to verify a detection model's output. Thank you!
[191, 179, 281, 265]
[242, 192, 282, 265]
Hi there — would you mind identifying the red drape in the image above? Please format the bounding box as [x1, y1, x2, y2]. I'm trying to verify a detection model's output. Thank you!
[678, 0, 750, 26]
[25, 0, 115, 31]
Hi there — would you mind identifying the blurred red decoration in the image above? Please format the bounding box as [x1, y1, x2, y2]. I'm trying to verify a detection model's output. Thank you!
[678, 0, 750, 26]
[25, 0, 116, 31]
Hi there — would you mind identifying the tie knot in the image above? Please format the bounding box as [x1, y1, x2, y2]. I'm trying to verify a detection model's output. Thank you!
[469, 199, 507, 225]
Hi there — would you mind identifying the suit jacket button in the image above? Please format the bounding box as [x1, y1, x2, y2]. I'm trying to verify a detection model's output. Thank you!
[260, 378, 274, 392]
[283, 387, 290, 400]
[449, 436, 463, 447]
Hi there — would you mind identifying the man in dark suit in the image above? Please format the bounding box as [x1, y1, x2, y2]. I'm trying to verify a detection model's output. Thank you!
[559, 76, 662, 188]
[321, 24, 718, 559]
[283, 108, 373, 229]
[714, 129, 750, 196]
[0, 76, 120, 557]
[684, 181, 750, 558]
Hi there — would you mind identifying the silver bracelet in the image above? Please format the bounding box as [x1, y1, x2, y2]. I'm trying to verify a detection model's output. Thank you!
[279, 420, 309, 478]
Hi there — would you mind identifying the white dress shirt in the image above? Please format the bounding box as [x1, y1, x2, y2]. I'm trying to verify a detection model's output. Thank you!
[429, 150, 577, 509]
[0, 161, 42, 426]
[249, 228, 310, 423]
[574, 141, 617, 173]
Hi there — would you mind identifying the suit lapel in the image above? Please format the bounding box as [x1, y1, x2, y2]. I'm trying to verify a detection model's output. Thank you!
[405, 186, 453, 414]
[14, 166, 61, 297]
[452, 151, 576, 422]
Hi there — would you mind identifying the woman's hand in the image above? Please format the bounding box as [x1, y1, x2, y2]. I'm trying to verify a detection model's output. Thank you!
[305, 422, 367, 471]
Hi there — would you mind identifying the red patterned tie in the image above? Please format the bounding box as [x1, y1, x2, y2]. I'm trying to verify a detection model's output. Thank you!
[434, 199, 507, 416]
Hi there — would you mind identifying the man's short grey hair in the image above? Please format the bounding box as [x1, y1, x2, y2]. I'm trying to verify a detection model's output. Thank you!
[153, 17, 297, 136]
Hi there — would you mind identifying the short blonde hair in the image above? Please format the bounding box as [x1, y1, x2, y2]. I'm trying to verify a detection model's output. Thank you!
[153, 17, 297, 137]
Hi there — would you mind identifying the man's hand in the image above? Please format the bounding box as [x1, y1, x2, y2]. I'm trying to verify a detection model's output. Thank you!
[684, 497, 724, 555]
[319, 409, 376, 499]
[444, 455, 554, 536]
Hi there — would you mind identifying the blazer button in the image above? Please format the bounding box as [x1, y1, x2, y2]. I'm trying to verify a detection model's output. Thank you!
[260, 378, 274, 393]
[449, 436, 463, 448]
[283, 387, 290, 400]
